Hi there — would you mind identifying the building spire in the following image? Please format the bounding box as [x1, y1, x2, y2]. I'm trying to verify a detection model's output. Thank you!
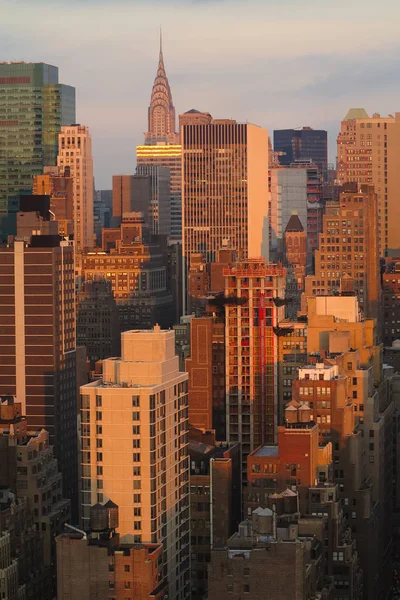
[145, 31, 177, 144]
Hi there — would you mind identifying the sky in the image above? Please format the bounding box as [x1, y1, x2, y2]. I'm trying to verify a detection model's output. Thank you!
[1, 0, 400, 189]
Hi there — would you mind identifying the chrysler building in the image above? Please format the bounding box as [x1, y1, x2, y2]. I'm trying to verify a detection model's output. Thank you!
[145, 32, 178, 144]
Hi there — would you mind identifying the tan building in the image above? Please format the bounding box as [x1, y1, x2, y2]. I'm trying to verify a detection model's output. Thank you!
[79, 327, 190, 600]
[303, 184, 380, 321]
[224, 259, 286, 479]
[182, 119, 269, 280]
[57, 124, 94, 252]
[337, 109, 400, 255]
[112, 175, 135, 221]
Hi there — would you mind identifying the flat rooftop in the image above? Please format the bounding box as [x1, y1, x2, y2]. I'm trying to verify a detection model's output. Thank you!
[252, 446, 279, 457]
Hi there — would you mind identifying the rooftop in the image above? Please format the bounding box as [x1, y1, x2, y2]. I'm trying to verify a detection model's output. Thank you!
[252, 446, 279, 457]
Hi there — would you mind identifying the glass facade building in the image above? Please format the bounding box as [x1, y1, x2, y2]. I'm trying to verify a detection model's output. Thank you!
[273, 127, 328, 179]
[0, 62, 75, 238]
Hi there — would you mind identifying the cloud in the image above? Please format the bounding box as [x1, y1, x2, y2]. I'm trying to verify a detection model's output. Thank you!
[1, 0, 399, 186]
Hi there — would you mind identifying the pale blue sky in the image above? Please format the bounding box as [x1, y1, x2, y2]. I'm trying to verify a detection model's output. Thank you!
[1, 0, 399, 188]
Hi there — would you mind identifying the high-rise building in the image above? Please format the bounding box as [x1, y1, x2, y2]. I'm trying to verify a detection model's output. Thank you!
[269, 167, 308, 262]
[145, 33, 178, 145]
[224, 259, 286, 480]
[337, 109, 400, 256]
[112, 175, 135, 222]
[93, 189, 112, 245]
[303, 183, 380, 322]
[135, 165, 171, 236]
[189, 430, 241, 600]
[0, 198, 79, 516]
[0, 62, 75, 239]
[137, 143, 182, 239]
[57, 124, 94, 252]
[382, 258, 400, 347]
[182, 118, 269, 276]
[79, 327, 190, 600]
[33, 166, 74, 237]
[185, 316, 226, 439]
[273, 127, 328, 179]
[284, 213, 307, 316]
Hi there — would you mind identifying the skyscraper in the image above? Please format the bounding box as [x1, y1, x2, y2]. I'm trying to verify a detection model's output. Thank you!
[273, 127, 328, 179]
[224, 259, 286, 480]
[79, 327, 190, 600]
[0, 62, 75, 239]
[182, 119, 269, 273]
[57, 124, 94, 252]
[135, 164, 171, 235]
[145, 32, 178, 145]
[112, 174, 135, 221]
[0, 198, 79, 516]
[303, 183, 380, 322]
[337, 109, 400, 256]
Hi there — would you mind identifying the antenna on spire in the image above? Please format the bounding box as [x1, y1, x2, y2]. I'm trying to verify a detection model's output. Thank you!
[159, 26, 163, 56]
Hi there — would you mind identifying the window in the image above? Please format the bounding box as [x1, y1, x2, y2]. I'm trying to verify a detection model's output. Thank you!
[133, 453, 141, 462]
[133, 494, 141, 503]
[96, 395, 102, 407]
[132, 425, 140, 435]
[97, 452, 103, 462]
[124, 582, 131, 589]
[347, 362, 352, 370]
[132, 396, 140, 407]
[133, 480, 141, 489]
[244, 584, 250, 593]
[132, 411, 140, 421]
[369, 443, 374, 451]
[134, 521, 141, 530]
[369, 430, 374, 438]
[134, 507, 141, 516]
[97, 466, 103, 476]
[352, 391, 357, 399]
[352, 377, 357, 385]
[133, 467, 141, 476]
[96, 439, 103, 448]
[133, 439, 140, 449]
[124, 565, 130, 572]
[96, 411, 102, 421]
[97, 479, 103, 489]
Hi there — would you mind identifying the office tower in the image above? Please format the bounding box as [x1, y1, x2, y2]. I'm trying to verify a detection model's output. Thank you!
[77, 278, 120, 369]
[137, 143, 182, 239]
[225, 259, 286, 480]
[189, 430, 241, 600]
[337, 109, 400, 256]
[112, 175, 135, 222]
[80, 327, 190, 599]
[269, 168, 308, 262]
[0, 62, 75, 239]
[33, 166, 74, 237]
[145, 33, 178, 145]
[185, 316, 226, 438]
[273, 127, 328, 179]
[0, 399, 70, 597]
[0, 198, 79, 516]
[56, 503, 168, 600]
[57, 124, 94, 252]
[82, 212, 174, 331]
[303, 183, 380, 322]
[277, 320, 307, 419]
[93, 189, 112, 245]
[135, 165, 171, 235]
[182, 118, 269, 274]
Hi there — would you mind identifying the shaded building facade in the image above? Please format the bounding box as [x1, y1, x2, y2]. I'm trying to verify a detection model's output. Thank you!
[273, 127, 328, 179]
[0, 62, 75, 239]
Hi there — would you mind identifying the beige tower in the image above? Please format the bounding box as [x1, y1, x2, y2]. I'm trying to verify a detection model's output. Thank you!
[337, 109, 400, 255]
[182, 119, 269, 272]
[57, 124, 94, 252]
[79, 326, 190, 600]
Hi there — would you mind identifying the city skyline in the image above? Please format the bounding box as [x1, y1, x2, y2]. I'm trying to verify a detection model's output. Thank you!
[2, 0, 399, 188]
